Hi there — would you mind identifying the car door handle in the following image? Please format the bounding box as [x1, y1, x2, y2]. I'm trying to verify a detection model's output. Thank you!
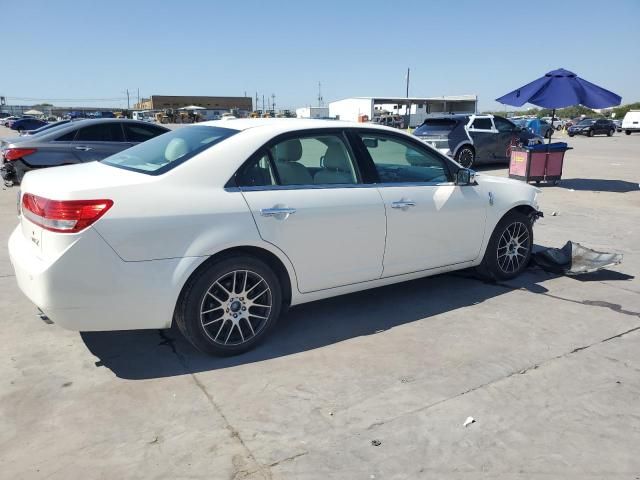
[260, 207, 296, 218]
[74, 146, 92, 151]
[391, 200, 416, 210]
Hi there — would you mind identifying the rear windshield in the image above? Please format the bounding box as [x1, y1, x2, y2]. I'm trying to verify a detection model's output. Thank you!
[101, 125, 237, 175]
[414, 119, 458, 135]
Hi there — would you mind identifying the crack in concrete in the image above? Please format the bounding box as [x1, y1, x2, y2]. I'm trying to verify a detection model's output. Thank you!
[366, 323, 640, 432]
[268, 451, 308, 468]
[155, 330, 272, 480]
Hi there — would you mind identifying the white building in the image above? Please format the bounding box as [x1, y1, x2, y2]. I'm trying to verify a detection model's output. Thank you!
[329, 95, 478, 127]
[296, 106, 330, 119]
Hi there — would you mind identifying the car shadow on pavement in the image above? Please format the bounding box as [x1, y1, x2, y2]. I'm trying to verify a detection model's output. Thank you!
[554, 178, 639, 193]
[80, 259, 628, 380]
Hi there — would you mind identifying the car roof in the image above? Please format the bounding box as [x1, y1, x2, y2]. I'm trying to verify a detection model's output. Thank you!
[197, 118, 405, 134]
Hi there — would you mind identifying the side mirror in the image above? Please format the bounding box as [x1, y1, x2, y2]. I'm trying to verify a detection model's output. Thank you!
[456, 168, 476, 186]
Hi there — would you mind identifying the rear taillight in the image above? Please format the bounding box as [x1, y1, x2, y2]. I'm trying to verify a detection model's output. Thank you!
[21, 193, 113, 233]
[4, 148, 37, 161]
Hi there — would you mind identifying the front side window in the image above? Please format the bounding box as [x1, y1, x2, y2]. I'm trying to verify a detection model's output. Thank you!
[358, 133, 451, 184]
[124, 123, 167, 142]
[102, 125, 237, 174]
[494, 116, 516, 133]
[76, 123, 124, 142]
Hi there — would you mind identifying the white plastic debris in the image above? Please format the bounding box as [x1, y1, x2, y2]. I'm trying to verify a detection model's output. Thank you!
[551, 211, 558, 216]
[463, 416, 476, 427]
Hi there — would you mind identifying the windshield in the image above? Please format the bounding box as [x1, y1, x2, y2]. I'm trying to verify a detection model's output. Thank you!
[414, 119, 458, 135]
[578, 119, 595, 125]
[102, 125, 237, 174]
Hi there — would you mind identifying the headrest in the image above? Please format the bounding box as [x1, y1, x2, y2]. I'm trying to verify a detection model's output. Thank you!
[165, 138, 189, 162]
[323, 143, 350, 171]
[275, 139, 303, 162]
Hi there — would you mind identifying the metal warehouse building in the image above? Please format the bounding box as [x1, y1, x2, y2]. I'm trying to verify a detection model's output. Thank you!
[329, 95, 478, 126]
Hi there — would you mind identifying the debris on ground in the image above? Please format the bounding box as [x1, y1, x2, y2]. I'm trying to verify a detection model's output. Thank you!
[371, 439, 382, 446]
[463, 416, 475, 427]
[532, 241, 623, 275]
[551, 211, 558, 216]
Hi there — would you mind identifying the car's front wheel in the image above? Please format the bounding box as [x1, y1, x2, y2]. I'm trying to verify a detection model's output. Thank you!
[588, 129, 594, 137]
[175, 255, 282, 356]
[477, 210, 533, 281]
[625, 130, 631, 135]
[455, 146, 475, 168]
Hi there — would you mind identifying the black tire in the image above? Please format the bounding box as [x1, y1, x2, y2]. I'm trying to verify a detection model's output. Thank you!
[607, 129, 614, 137]
[625, 130, 631, 135]
[568, 133, 574, 137]
[545, 129, 553, 139]
[588, 129, 594, 137]
[175, 255, 282, 356]
[455, 145, 475, 168]
[476, 210, 533, 281]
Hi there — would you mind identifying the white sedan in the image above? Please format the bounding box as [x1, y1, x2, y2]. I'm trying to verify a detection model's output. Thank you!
[9, 119, 541, 356]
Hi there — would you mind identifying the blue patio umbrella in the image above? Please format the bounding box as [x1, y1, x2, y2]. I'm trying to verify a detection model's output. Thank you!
[496, 68, 621, 143]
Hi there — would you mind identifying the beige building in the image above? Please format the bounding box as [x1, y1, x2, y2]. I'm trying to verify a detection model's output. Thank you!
[134, 95, 252, 111]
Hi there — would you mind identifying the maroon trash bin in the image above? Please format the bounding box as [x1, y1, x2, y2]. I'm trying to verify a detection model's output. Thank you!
[509, 142, 572, 185]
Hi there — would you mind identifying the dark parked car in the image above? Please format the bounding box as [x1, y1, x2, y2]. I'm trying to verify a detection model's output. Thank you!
[20, 119, 72, 136]
[9, 118, 48, 132]
[1, 119, 170, 185]
[413, 114, 544, 168]
[568, 118, 615, 137]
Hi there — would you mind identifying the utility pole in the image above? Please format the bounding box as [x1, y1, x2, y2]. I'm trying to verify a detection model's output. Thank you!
[262, 95, 265, 113]
[317, 82, 324, 107]
[126, 89, 130, 109]
[255, 92, 259, 112]
[406, 68, 410, 98]
[271, 93, 276, 113]
[137, 88, 140, 106]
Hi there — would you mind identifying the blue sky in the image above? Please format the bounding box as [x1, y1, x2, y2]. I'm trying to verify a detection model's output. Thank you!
[4, 0, 639, 111]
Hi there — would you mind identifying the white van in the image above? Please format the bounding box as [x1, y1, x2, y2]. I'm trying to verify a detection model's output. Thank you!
[621, 110, 640, 135]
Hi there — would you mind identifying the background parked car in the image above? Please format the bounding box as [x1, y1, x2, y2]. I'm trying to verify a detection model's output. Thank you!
[621, 110, 640, 135]
[9, 118, 48, 133]
[541, 116, 566, 130]
[568, 118, 615, 137]
[3, 116, 20, 127]
[513, 118, 554, 139]
[20, 120, 72, 136]
[611, 119, 622, 132]
[413, 114, 544, 168]
[0, 119, 170, 185]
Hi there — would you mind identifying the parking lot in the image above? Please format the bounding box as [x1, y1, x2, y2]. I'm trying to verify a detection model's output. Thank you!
[1, 125, 639, 479]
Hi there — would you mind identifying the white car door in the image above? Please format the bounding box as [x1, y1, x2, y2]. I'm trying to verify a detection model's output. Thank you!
[236, 132, 386, 293]
[354, 131, 487, 277]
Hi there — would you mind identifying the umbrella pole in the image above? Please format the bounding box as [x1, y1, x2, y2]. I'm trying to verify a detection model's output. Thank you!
[548, 108, 555, 145]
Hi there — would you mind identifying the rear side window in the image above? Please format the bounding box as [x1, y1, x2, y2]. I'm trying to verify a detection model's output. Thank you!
[76, 123, 124, 142]
[102, 125, 237, 174]
[124, 123, 167, 142]
[471, 118, 493, 130]
[413, 119, 458, 135]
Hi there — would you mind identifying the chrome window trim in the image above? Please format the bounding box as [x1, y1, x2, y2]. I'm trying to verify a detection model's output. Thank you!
[227, 181, 456, 193]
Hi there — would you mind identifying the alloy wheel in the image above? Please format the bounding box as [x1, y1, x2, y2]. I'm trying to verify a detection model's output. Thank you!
[457, 148, 474, 168]
[199, 270, 272, 346]
[496, 221, 530, 274]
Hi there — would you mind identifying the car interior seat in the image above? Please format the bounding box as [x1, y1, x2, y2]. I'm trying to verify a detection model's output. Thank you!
[273, 139, 313, 185]
[164, 138, 190, 163]
[314, 143, 355, 184]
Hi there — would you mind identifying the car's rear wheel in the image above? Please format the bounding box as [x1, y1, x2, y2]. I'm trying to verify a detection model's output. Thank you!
[568, 133, 574, 137]
[545, 129, 553, 139]
[607, 129, 614, 136]
[588, 129, 594, 137]
[455, 146, 475, 168]
[625, 130, 631, 135]
[477, 210, 533, 281]
[175, 255, 282, 356]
